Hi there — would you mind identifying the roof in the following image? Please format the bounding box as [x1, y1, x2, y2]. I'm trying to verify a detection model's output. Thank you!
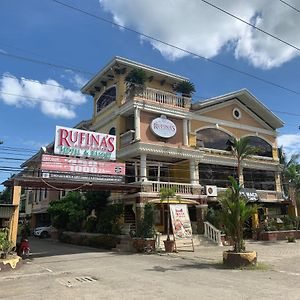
[81, 56, 188, 94]
[191, 89, 284, 129]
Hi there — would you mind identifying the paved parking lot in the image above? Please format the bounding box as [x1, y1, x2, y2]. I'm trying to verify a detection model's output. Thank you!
[1, 237, 300, 299]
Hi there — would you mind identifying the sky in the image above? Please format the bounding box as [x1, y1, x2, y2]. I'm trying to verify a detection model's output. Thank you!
[0, 0, 300, 190]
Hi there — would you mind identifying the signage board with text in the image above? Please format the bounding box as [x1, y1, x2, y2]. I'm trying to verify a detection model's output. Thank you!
[170, 204, 193, 239]
[54, 126, 116, 160]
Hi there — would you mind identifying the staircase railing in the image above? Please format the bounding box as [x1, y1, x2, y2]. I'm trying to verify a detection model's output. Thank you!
[204, 221, 223, 246]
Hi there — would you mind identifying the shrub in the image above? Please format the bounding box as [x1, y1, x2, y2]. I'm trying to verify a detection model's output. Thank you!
[287, 236, 296, 243]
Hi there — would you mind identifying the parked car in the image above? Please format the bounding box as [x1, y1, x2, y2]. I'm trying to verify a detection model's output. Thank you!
[33, 225, 55, 238]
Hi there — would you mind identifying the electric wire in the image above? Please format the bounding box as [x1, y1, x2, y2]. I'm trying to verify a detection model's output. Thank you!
[279, 0, 300, 13]
[199, 0, 300, 52]
[49, 0, 300, 96]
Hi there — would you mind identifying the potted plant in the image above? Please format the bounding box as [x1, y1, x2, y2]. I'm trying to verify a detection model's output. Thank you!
[132, 203, 156, 253]
[125, 68, 147, 97]
[160, 187, 177, 252]
[174, 80, 195, 98]
[0, 228, 12, 259]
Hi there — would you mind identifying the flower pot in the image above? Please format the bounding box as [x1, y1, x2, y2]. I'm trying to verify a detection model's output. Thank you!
[223, 251, 257, 268]
[132, 238, 156, 253]
[164, 240, 175, 253]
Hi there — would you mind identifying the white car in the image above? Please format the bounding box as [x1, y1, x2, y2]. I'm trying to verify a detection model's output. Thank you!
[33, 225, 55, 238]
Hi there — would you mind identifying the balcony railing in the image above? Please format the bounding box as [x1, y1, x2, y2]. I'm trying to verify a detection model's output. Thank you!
[126, 86, 191, 109]
[120, 130, 135, 147]
[148, 181, 193, 194]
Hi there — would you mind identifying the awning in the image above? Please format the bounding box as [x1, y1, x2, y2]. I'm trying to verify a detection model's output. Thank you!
[148, 199, 199, 205]
[0, 205, 16, 219]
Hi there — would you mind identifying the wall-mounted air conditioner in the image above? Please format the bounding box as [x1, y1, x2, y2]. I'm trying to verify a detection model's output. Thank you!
[205, 185, 218, 197]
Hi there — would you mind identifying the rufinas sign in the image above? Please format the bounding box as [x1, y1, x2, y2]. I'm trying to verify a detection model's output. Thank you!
[54, 126, 116, 160]
[150, 115, 176, 139]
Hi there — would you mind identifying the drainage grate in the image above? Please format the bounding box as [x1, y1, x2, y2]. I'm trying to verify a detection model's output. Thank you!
[57, 276, 98, 288]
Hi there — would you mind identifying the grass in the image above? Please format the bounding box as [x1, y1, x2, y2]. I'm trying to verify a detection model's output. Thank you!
[216, 261, 270, 271]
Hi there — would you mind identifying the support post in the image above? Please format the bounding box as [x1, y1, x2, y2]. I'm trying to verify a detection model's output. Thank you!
[134, 107, 141, 141]
[183, 119, 188, 146]
[140, 154, 147, 182]
[196, 203, 208, 234]
[10, 185, 21, 248]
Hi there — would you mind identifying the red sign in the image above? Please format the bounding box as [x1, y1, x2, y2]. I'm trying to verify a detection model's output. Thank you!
[41, 154, 125, 175]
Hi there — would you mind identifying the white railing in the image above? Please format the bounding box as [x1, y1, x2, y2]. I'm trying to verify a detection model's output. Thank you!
[149, 181, 193, 194]
[120, 130, 135, 147]
[204, 221, 223, 246]
[127, 86, 191, 109]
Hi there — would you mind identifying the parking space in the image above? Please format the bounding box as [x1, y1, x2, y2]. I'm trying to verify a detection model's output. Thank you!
[1, 238, 300, 299]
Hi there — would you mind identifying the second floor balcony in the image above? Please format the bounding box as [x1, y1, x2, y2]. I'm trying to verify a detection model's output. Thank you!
[125, 86, 191, 110]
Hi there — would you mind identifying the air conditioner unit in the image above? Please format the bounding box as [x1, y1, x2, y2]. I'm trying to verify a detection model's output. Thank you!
[205, 185, 218, 197]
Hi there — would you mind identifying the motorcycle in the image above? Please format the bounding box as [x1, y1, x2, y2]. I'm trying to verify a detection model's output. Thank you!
[17, 238, 30, 259]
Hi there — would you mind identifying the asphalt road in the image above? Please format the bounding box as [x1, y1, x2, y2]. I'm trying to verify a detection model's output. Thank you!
[1, 237, 300, 300]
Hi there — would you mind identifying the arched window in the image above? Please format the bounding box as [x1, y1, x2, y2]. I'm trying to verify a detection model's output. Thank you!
[246, 136, 272, 157]
[109, 127, 116, 135]
[96, 86, 116, 113]
[196, 128, 233, 151]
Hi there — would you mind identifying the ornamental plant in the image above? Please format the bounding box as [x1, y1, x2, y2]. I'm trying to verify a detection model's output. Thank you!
[218, 176, 258, 253]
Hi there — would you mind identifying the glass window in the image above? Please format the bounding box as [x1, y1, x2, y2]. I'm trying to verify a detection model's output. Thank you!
[109, 127, 116, 135]
[243, 168, 275, 190]
[96, 87, 116, 113]
[196, 128, 233, 151]
[199, 163, 237, 188]
[246, 136, 272, 157]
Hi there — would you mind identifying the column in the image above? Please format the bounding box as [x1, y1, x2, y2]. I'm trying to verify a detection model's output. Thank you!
[10, 185, 21, 248]
[140, 154, 147, 182]
[183, 119, 188, 146]
[196, 203, 208, 234]
[134, 107, 141, 141]
[189, 159, 199, 185]
[135, 202, 145, 233]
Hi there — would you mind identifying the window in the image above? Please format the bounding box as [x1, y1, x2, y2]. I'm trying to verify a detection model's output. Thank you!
[243, 168, 275, 190]
[96, 87, 116, 113]
[246, 136, 272, 157]
[199, 164, 237, 188]
[196, 128, 233, 151]
[109, 127, 116, 135]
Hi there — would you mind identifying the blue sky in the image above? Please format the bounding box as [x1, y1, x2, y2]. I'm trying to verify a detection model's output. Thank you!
[1, 0, 300, 189]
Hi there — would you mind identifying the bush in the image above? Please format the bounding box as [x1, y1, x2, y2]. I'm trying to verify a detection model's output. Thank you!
[96, 204, 124, 234]
[85, 217, 97, 233]
[0, 228, 12, 256]
[137, 203, 156, 238]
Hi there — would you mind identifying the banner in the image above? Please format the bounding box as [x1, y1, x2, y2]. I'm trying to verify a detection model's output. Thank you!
[170, 204, 193, 239]
[41, 154, 125, 175]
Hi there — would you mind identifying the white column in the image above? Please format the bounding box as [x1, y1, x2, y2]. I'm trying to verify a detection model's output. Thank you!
[140, 154, 147, 182]
[183, 119, 188, 146]
[189, 159, 199, 185]
[134, 107, 141, 141]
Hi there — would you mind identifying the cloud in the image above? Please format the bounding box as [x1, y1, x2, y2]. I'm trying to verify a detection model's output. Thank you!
[99, 0, 300, 69]
[0, 73, 87, 119]
[277, 133, 300, 160]
[62, 70, 88, 89]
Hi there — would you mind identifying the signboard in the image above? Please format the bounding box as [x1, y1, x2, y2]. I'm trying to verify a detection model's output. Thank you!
[150, 115, 176, 138]
[54, 126, 116, 160]
[170, 204, 193, 239]
[240, 188, 260, 202]
[41, 154, 125, 175]
[41, 172, 124, 183]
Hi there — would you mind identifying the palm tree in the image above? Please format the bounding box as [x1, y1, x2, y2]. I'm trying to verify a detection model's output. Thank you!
[219, 177, 258, 253]
[230, 137, 259, 185]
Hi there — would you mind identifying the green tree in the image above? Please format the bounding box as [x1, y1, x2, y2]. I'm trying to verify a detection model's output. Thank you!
[159, 187, 177, 241]
[230, 137, 260, 185]
[48, 192, 86, 232]
[219, 177, 258, 253]
[0, 188, 11, 204]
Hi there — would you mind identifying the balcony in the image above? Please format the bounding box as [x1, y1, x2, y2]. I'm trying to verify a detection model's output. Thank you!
[148, 181, 193, 195]
[125, 86, 191, 109]
[120, 130, 135, 147]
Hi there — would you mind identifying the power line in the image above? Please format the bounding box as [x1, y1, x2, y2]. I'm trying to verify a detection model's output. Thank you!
[199, 0, 300, 52]
[279, 0, 300, 13]
[50, 0, 300, 97]
[0, 51, 93, 76]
